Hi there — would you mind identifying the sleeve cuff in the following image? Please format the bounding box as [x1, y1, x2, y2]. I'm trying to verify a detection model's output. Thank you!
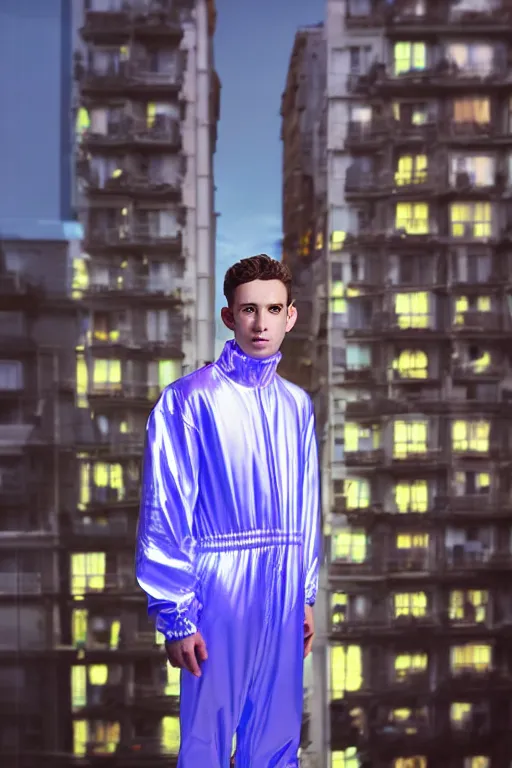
[154, 596, 202, 642]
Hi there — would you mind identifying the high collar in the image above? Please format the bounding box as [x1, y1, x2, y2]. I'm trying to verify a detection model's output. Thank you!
[216, 339, 281, 389]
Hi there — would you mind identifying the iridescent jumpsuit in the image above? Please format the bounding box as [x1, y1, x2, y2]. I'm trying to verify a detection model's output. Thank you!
[136, 340, 320, 767]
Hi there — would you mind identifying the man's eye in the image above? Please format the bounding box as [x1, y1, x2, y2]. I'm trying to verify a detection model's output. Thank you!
[270, 306, 281, 313]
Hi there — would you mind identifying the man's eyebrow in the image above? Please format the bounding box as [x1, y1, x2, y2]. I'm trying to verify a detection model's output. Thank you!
[239, 302, 285, 308]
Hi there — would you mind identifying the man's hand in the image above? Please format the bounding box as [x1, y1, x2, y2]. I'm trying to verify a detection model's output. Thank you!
[304, 605, 315, 658]
[165, 632, 208, 677]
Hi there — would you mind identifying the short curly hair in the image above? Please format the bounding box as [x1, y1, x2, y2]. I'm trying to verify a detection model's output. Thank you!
[223, 254, 293, 308]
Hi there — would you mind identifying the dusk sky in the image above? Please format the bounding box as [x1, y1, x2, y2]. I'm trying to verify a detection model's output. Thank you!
[213, 0, 324, 341]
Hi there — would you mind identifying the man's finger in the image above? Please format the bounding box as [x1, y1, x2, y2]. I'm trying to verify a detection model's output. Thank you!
[183, 649, 202, 677]
[196, 637, 208, 662]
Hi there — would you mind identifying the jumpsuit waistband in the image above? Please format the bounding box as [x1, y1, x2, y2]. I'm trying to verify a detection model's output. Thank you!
[196, 529, 303, 552]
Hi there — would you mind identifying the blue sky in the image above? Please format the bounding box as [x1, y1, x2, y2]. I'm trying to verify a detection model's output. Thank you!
[213, 0, 324, 341]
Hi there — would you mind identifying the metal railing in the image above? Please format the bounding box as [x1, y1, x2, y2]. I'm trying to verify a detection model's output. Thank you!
[0, 572, 42, 595]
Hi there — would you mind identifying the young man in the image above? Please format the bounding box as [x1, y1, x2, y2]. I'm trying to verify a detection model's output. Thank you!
[136, 254, 320, 767]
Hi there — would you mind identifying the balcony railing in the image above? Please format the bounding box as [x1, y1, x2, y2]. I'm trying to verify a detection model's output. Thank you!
[452, 311, 503, 332]
[80, 115, 181, 147]
[81, 61, 181, 91]
[0, 572, 42, 595]
[88, 381, 161, 402]
[86, 224, 182, 249]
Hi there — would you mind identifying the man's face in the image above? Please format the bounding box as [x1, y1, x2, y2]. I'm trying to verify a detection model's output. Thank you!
[221, 279, 297, 359]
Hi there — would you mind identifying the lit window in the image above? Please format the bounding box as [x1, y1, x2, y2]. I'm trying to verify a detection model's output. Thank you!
[344, 423, 380, 452]
[332, 593, 347, 625]
[450, 590, 487, 623]
[394, 293, 430, 329]
[344, 478, 370, 509]
[453, 98, 490, 124]
[394, 592, 427, 618]
[395, 480, 428, 513]
[450, 203, 492, 238]
[330, 645, 363, 698]
[452, 420, 490, 452]
[93, 359, 122, 391]
[395, 203, 429, 234]
[451, 702, 472, 728]
[394, 42, 426, 75]
[331, 530, 367, 563]
[161, 716, 180, 754]
[76, 354, 89, 408]
[394, 759, 426, 768]
[448, 43, 493, 77]
[71, 552, 106, 596]
[395, 154, 427, 185]
[332, 747, 359, 768]
[395, 652, 427, 679]
[332, 280, 346, 314]
[451, 644, 491, 673]
[393, 420, 428, 458]
[396, 533, 429, 549]
[393, 349, 428, 379]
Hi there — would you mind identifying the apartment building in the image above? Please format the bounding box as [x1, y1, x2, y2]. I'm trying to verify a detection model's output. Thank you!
[0, 239, 80, 766]
[284, 0, 512, 766]
[69, 0, 219, 762]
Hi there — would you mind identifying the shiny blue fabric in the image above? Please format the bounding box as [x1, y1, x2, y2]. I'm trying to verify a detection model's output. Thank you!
[136, 339, 320, 767]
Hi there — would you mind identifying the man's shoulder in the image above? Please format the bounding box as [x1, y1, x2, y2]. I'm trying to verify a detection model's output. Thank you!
[276, 375, 312, 413]
[156, 364, 215, 415]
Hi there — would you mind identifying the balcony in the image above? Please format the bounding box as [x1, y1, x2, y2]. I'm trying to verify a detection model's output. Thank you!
[85, 275, 182, 301]
[343, 119, 390, 150]
[84, 168, 182, 203]
[80, 115, 181, 151]
[87, 380, 161, 407]
[0, 572, 42, 595]
[81, 4, 183, 43]
[83, 484, 140, 511]
[88, 328, 183, 356]
[344, 448, 385, 469]
[451, 311, 504, 334]
[69, 518, 134, 542]
[435, 492, 512, 520]
[84, 224, 182, 253]
[80, 61, 182, 98]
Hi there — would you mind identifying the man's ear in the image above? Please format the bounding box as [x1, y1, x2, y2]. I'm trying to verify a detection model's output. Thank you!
[221, 306, 235, 331]
[285, 301, 297, 333]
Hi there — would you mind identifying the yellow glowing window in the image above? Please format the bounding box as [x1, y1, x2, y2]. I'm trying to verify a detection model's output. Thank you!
[451, 702, 472, 726]
[344, 423, 380, 452]
[394, 592, 427, 618]
[452, 420, 490, 452]
[344, 478, 370, 509]
[395, 292, 429, 329]
[79, 463, 90, 509]
[161, 716, 180, 753]
[393, 420, 428, 458]
[330, 645, 363, 698]
[147, 102, 157, 127]
[165, 666, 181, 696]
[395, 155, 427, 185]
[468, 759, 490, 768]
[393, 349, 428, 379]
[332, 593, 347, 625]
[395, 480, 428, 513]
[450, 590, 487, 623]
[71, 552, 106, 596]
[332, 748, 359, 768]
[451, 644, 491, 672]
[110, 620, 121, 649]
[332, 531, 367, 563]
[159, 360, 181, 389]
[72, 609, 88, 647]
[331, 230, 346, 251]
[396, 533, 429, 549]
[478, 296, 491, 311]
[76, 354, 89, 408]
[395, 653, 427, 678]
[76, 107, 90, 136]
[71, 666, 86, 710]
[453, 98, 490, 124]
[394, 42, 426, 75]
[332, 281, 346, 314]
[93, 359, 121, 390]
[394, 760, 426, 768]
[450, 202, 492, 238]
[72, 257, 89, 299]
[93, 462, 123, 491]
[395, 203, 429, 234]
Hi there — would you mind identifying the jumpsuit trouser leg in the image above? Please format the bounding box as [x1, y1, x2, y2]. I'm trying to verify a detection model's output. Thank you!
[177, 531, 304, 768]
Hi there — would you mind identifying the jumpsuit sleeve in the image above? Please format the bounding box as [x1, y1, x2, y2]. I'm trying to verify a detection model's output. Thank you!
[303, 398, 321, 606]
[136, 390, 201, 642]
